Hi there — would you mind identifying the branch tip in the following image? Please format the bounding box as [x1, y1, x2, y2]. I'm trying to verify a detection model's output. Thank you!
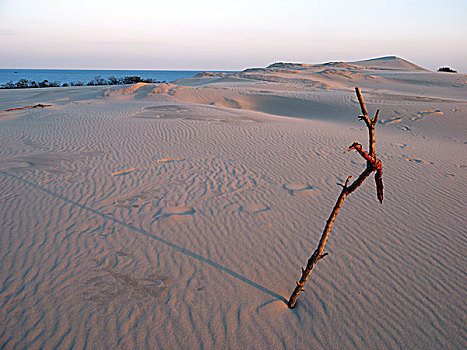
[373, 109, 380, 124]
[344, 142, 360, 154]
[317, 252, 329, 262]
[355, 87, 369, 116]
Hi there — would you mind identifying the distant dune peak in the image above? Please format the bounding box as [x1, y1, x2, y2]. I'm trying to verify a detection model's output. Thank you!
[265, 56, 428, 72]
[349, 56, 429, 71]
[367, 55, 398, 60]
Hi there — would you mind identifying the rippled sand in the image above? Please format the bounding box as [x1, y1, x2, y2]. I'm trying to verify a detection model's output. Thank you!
[0, 56, 466, 349]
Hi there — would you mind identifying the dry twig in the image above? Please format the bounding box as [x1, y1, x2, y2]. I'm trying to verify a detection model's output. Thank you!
[5, 104, 52, 112]
[288, 87, 384, 308]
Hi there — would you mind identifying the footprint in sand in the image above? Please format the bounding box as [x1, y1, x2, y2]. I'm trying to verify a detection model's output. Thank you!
[404, 157, 435, 165]
[156, 158, 184, 163]
[111, 168, 137, 176]
[165, 206, 195, 216]
[283, 183, 314, 196]
[83, 269, 170, 307]
[410, 110, 443, 121]
[380, 117, 403, 125]
[391, 143, 408, 149]
[154, 205, 195, 221]
[239, 203, 270, 214]
[115, 250, 130, 257]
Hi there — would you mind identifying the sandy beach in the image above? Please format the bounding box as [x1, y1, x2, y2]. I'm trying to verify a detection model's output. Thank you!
[0, 56, 466, 349]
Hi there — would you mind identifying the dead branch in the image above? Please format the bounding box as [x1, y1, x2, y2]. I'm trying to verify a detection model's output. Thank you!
[5, 104, 52, 112]
[288, 87, 384, 309]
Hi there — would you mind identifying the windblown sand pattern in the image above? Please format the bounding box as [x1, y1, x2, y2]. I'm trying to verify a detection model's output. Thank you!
[0, 56, 466, 349]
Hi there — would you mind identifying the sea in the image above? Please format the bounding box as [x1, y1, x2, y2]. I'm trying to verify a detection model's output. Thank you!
[0, 69, 233, 86]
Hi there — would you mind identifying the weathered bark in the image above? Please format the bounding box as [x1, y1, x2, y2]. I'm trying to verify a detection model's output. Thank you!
[288, 87, 384, 309]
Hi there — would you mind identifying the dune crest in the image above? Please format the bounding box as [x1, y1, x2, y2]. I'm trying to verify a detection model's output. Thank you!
[349, 55, 429, 71]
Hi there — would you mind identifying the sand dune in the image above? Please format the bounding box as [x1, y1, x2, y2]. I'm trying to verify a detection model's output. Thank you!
[103, 82, 152, 97]
[0, 56, 466, 349]
[350, 56, 430, 71]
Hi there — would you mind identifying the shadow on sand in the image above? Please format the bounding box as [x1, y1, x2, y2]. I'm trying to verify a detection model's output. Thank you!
[1, 170, 288, 305]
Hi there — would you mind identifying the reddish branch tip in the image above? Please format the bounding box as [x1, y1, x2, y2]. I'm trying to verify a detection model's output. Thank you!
[373, 109, 380, 124]
[344, 142, 360, 154]
[375, 168, 384, 203]
[345, 142, 375, 164]
[355, 87, 369, 116]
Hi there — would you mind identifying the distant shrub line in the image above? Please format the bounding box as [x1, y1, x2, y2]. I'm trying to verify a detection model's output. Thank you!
[0, 76, 166, 89]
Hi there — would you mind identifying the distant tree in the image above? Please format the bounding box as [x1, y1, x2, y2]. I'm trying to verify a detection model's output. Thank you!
[15, 79, 30, 88]
[38, 80, 50, 88]
[123, 76, 144, 84]
[96, 76, 106, 85]
[1, 75, 163, 89]
[437, 67, 457, 73]
[107, 76, 120, 85]
[142, 78, 162, 83]
[87, 76, 107, 86]
[2, 81, 15, 89]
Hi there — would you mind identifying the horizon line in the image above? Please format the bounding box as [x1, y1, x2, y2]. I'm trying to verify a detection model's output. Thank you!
[0, 67, 241, 71]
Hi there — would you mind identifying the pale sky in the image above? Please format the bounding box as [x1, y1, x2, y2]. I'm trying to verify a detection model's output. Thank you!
[1, 0, 466, 71]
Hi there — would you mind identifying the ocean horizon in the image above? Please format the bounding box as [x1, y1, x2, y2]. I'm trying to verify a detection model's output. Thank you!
[0, 69, 235, 86]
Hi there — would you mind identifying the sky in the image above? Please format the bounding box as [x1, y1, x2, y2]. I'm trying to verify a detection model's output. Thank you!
[1, 0, 466, 72]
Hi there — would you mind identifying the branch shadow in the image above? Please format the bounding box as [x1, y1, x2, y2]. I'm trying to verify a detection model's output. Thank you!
[1, 170, 288, 304]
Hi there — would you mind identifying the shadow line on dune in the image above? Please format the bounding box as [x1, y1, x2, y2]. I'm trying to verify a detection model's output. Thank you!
[1, 170, 287, 304]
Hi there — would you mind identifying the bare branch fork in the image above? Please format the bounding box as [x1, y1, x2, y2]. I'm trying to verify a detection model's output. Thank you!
[288, 87, 384, 309]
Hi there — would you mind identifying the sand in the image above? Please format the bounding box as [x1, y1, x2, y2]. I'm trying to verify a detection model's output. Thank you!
[0, 56, 466, 349]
